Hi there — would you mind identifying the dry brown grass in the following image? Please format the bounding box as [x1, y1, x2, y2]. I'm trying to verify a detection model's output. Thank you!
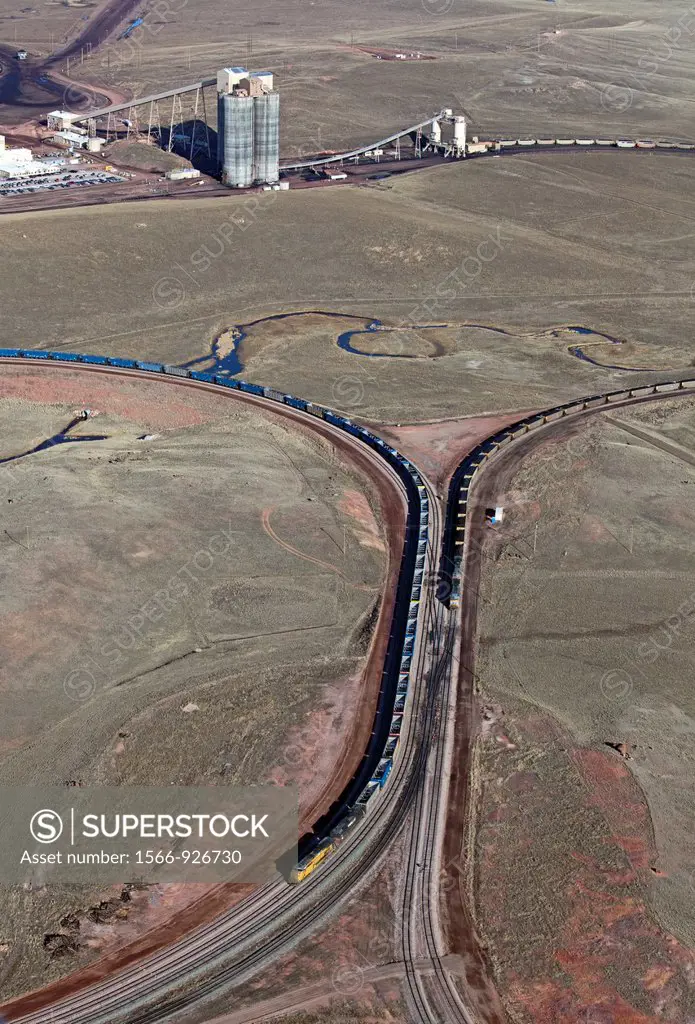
[0, 368, 386, 999]
[472, 397, 695, 1020]
[0, 151, 692, 423]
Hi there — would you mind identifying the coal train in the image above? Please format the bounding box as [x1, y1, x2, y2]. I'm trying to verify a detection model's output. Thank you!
[0, 350, 429, 885]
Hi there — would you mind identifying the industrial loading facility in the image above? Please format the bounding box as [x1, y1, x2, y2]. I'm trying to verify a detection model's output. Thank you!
[0, 135, 47, 178]
[217, 67, 279, 188]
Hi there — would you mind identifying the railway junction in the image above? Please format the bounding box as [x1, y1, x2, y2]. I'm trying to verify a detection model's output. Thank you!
[1, 6, 693, 1017]
[0, 352, 693, 1024]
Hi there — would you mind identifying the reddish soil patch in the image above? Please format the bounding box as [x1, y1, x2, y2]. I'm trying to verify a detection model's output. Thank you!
[577, 513, 622, 543]
[2, 882, 254, 1021]
[268, 667, 373, 829]
[65, 883, 241, 960]
[371, 412, 536, 492]
[0, 365, 221, 429]
[477, 708, 695, 1024]
[338, 488, 386, 551]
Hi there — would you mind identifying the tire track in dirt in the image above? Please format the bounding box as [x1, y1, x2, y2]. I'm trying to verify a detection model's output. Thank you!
[261, 507, 378, 593]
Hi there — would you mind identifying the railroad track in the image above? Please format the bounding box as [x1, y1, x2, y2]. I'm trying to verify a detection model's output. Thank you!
[2, 357, 695, 1023]
[400, 486, 473, 1024]
[0, 134, 692, 220]
[0, 356, 439, 1024]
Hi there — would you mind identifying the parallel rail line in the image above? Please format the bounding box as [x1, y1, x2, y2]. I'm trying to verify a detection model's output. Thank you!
[1, 353, 694, 1023]
[0, 351, 432, 1024]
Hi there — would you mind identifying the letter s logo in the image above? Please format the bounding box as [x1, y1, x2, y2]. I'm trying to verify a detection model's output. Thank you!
[30, 809, 64, 844]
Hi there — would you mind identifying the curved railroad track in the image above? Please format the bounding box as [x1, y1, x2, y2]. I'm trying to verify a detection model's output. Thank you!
[0, 354, 435, 1024]
[1, 355, 694, 1024]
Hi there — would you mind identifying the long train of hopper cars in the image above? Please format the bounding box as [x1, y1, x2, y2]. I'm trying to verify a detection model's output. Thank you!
[0, 350, 429, 885]
[460, 137, 695, 156]
[438, 385, 695, 622]
[4, 352, 692, 887]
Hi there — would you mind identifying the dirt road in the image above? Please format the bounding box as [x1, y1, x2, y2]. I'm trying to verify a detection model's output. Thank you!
[0, 0, 136, 124]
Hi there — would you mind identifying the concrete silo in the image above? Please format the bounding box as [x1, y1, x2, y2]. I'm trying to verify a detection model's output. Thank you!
[252, 90, 280, 184]
[218, 93, 254, 187]
[216, 66, 279, 188]
[452, 115, 466, 155]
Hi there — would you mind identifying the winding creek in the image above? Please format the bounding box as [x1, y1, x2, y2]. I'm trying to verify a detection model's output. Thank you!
[180, 311, 660, 377]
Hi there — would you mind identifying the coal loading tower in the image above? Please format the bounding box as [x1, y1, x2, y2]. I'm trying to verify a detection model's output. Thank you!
[217, 67, 279, 188]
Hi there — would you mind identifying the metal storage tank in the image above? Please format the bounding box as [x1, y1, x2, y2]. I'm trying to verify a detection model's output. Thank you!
[219, 93, 254, 187]
[252, 91, 279, 184]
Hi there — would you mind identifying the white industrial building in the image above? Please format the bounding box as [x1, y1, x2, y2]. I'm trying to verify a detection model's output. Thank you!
[242, 71, 273, 96]
[216, 67, 249, 94]
[165, 167, 201, 180]
[0, 137, 46, 178]
[48, 130, 90, 149]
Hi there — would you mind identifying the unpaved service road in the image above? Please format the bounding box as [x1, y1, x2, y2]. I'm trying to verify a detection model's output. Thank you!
[463, 395, 695, 1022]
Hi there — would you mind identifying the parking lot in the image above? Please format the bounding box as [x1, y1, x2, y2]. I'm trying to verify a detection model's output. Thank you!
[0, 168, 127, 198]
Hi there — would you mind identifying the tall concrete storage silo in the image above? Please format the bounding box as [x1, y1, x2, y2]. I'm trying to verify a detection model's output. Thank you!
[252, 91, 279, 184]
[219, 93, 254, 187]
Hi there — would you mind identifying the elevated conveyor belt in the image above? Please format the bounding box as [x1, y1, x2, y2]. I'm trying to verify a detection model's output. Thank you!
[280, 109, 448, 170]
[72, 77, 217, 121]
